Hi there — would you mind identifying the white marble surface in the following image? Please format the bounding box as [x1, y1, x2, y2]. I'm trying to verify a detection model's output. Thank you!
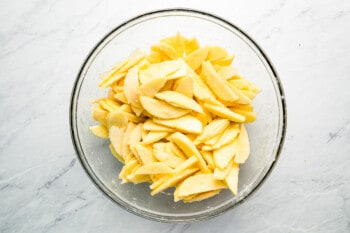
[1, 0, 349, 232]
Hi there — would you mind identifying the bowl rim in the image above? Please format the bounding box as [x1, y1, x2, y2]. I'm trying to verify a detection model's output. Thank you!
[69, 8, 287, 223]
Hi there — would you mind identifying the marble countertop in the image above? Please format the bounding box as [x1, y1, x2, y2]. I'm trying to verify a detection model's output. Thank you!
[1, 0, 349, 232]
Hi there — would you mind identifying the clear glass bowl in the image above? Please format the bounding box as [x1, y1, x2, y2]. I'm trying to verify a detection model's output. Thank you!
[70, 9, 286, 223]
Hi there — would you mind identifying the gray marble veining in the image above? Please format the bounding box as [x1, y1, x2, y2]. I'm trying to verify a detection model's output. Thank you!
[1, 0, 349, 232]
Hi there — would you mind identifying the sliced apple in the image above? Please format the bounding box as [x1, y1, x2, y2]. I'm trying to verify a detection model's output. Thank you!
[139, 96, 190, 119]
[89, 125, 109, 138]
[139, 77, 168, 97]
[155, 91, 203, 113]
[213, 123, 240, 149]
[173, 76, 193, 98]
[170, 132, 209, 172]
[133, 144, 155, 164]
[109, 126, 124, 156]
[204, 103, 245, 122]
[107, 110, 128, 128]
[225, 163, 239, 195]
[195, 119, 229, 143]
[217, 66, 239, 80]
[123, 67, 141, 107]
[201, 61, 238, 102]
[153, 115, 202, 134]
[207, 46, 228, 62]
[177, 173, 226, 196]
[141, 131, 169, 145]
[185, 46, 210, 70]
[213, 139, 238, 170]
[234, 125, 250, 163]
[109, 143, 124, 164]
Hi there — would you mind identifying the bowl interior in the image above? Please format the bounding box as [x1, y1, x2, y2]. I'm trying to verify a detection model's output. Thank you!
[71, 9, 285, 222]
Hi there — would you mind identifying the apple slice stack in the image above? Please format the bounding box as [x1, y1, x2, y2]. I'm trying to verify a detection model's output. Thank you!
[89, 33, 260, 202]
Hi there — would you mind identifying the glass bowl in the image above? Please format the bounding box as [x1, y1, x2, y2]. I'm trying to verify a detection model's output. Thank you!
[70, 8, 286, 223]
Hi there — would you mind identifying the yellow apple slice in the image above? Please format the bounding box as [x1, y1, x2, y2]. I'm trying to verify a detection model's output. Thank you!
[107, 110, 128, 128]
[195, 119, 229, 143]
[150, 155, 198, 190]
[99, 72, 126, 88]
[133, 144, 155, 164]
[227, 82, 251, 104]
[89, 125, 108, 138]
[160, 32, 185, 57]
[155, 42, 179, 59]
[212, 55, 234, 66]
[204, 103, 245, 122]
[114, 92, 128, 104]
[207, 46, 228, 62]
[109, 126, 124, 156]
[225, 163, 239, 195]
[153, 143, 185, 168]
[213, 139, 238, 170]
[139, 60, 182, 84]
[173, 76, 193, 98]
[155, 91, 203, 113]
[184, 37, 199, 55]
[213, 160, 234, 180]
[141, 131, 169, 145]
[213, 123, 240, 149]
[234, 125, 250, 163]
[185, 46, 210, 70]
[183, 189, 221, 203]
[142, 119, 175, 132]
[139, 77, 168, 97]
[92, 107, 108, 125]
[118, 49, 146, 74]
[109, 143, 124, 164]
[151, 167, 199, 196]
[170, 132, 209, 172]
[201, 61, 238, 102]
[119, 159, 138, 181]
[126, 173, 151, 184]
[200, 151, 215, 170]
[153, 115, 202, 134]
[217, 66, 239, 80]
[121, 122, 136, 163]
[177, 173, 226, 196]
[128, 123, 142, 154]
[123, 67, 141, 107]
[139, 96, 190, 119]
[231, 109, 256, 123]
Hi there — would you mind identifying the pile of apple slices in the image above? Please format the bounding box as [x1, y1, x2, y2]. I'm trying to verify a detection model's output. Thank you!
[89, 33, 260, 202]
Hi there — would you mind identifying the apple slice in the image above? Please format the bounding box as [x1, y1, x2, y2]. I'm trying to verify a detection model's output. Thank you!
[225, 163, 239, 195]
[195, 119, 229, 143]
[89, 125, 108, 138]
[201, 61, 238, 102]
[140, 96, 190, 119]
[133, 144, 155, 164]
[213, 123, 240, 149]
[174, 76, 193, 98]
[177, 173, 226, 197]
[170, 132, 209, 172]
[213, 139, 238, 170]
[155, 91, 203, 113]
[234, 125, 250, 163]
[109, 126, 125, 156]
[123, 67, 141, 107]
[153, 115, 202, 134]
[204, 103, 246, 123]
[185, 46, 210, 70]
